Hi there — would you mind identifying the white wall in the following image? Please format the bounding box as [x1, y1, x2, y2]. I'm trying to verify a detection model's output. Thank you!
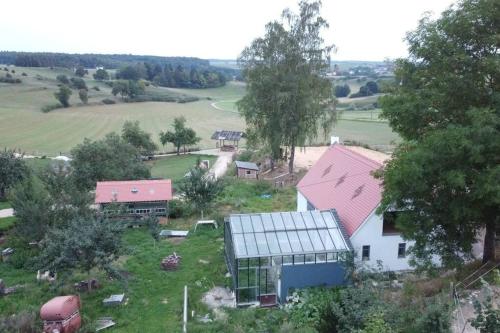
[350, 208, 414, 271]
[297, 190, 308, 212]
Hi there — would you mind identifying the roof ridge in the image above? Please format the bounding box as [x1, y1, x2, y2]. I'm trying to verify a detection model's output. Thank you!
[334, 144, 382, 168]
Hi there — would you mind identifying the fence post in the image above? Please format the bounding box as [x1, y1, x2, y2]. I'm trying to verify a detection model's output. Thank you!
[182, 285, 188, 333]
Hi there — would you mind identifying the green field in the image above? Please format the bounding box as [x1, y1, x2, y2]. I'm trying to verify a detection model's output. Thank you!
[149, 154, 217, 182]
[0, 65, 398, 155]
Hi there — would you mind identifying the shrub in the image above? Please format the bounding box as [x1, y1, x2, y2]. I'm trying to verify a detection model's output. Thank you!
[21, 72, 27, 76]
[70, 77, 87, 90]
[168, 199, 193, 218]
[41, 103, 63, 113]
[0, 76, 21, 84]
[56, 74, 69, 84]
[11, 69, 15, 74]
[5, 73, 12, 78]
[236, 150, 254, 162]
[92, 86, 100, 91]
[0, 310, 38, 333]
[101, 98, 116, 104]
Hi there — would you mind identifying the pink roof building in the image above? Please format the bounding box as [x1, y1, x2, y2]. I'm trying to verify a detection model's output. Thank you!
[297, 144, 416, 271]
[95, 179, 172, 204]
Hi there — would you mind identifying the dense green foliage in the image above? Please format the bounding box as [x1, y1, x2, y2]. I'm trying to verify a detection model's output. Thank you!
[159, 116, 200, 154]
[112, 79, 145, 99]
[350, 81, 378, 98]
[379, 0, 500, 265]
[78, 89, 88, 104]
[121, 120, 157, 156]
[70, 132, 151, 190]
[238, 1, 337, 172]
[334, 84, 351, 97]
[70, 76, 87, 90]
[56, 74, 69, 84]
[74, 66, 87, 77]
[471, 282, 500, 332]
[53, 85, 72, 107]
[0, 149, 30, 200]
[93, 68, 109, 80]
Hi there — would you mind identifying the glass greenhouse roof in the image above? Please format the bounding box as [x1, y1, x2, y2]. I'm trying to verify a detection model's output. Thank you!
[228, 210, 352, 259]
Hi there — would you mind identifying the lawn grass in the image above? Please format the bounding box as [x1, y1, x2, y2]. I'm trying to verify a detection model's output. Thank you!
[149, 154, 217, 183]
[0, 201, 11, 210]
[0, 216, 16, 231]
[0, 179, 296, 332]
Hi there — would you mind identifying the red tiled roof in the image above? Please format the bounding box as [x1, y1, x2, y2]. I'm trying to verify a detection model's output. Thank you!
[95, 179, 172, 204]
[297, 145, 383, 236]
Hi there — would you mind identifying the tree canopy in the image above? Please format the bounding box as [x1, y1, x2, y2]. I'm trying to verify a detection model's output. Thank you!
[54, 85, 72, 107]
[70, 133, 151, 190]
[238, 0, 337, 173]
[93, 68, 109, 80]
[121, 121, 157, 156]
[378, 0, 500, 266]
[0, 149, 30, 200]
[159, 117, 200, 154]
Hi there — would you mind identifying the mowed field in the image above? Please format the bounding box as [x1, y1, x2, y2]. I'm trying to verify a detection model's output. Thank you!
[0, 66, 244, 156]
[0, 65, 398, 155]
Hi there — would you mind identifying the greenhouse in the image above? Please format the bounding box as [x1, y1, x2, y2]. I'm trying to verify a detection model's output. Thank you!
[224, 210, 352, 306]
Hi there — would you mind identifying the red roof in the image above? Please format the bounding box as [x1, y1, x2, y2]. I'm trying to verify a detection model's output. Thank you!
[95, 179, 172, 204]
[297, 145, 383, 236]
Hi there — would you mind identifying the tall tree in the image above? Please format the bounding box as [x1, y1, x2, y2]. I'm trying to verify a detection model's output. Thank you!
[70, 133, 151, 190]
[78, 89, 88, 104]
[121, 121, 157, 156]
[159, 117, 200, 154]
[0, 149, 30, 200]
[378, 0, 500, 266]
[93, 68, 109, 80]
[238, 1, 337, 173]
[74, 66, 87, 77]
[54, 85, 72, 107]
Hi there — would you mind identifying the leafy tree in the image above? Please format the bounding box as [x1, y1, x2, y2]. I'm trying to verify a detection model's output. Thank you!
[112, 80, 129, 99]
[470, 281, 500, 333]
[78, 89, 88, 104]
[93, 68, 109, 80]
[365, 81, 378, 94]
[0, 149, 30, 200]
[238, 1, 337, 173]
[127, 79, 145, 98]
[178, 162, 223, 218]
[54, 85, 72, 107]
[378, 0, 500, 265]
[121, 120, 157, 156]
[334, 84, 351, 98]
[116, 65, 143, 81]
[70, 77, 87, 90]
[159, 116, 200, 154]
[112, 80, 145, 99]
[37, 217, 124, 290]
[70, 133, 151, 190]
[56, 74, 69, 84]
[74, 66, 87, 77]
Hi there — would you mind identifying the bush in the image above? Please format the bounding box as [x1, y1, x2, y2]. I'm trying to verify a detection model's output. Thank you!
[0, 310, 38, 333]
[70, 77, 87, 90]
[21, 72, 27, 76]
[0, 76, 21, 84]
[11, 69, 15, 74]
[168, 199, 193, 218]
[101, 98, 116, 104]
[56, 74, 69, 84]
[41, 103, 63, 113]
[92, 86, 100, 91]
[235, 150, 254, 162]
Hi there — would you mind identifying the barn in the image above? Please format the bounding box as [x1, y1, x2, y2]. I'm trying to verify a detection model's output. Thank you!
[224, 210, 352, 307]
[235, 161, 259, 179]
[95, 179, 173, 217]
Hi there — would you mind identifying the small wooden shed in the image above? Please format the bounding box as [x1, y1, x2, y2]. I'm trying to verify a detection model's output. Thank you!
[235, 161, 259, 179]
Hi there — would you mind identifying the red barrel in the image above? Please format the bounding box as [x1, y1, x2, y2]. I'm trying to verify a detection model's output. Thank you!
[40, 295, 81, 333]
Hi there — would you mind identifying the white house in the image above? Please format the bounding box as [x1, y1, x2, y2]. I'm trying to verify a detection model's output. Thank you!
[297, 144, 413, 271]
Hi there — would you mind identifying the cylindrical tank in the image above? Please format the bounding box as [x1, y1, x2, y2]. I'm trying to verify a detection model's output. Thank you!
[40, 295, 81, 333]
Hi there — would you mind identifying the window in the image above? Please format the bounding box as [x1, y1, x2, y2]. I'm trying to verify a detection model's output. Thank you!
[398, 243, 406, 258]
[382, 211, 402, 235]
[362, 245, 370, 261]
[246, 170, 252, 175]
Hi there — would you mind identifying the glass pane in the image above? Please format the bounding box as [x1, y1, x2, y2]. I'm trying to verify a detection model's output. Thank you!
[251, 215, 264, 232]
[319, 229, 335, 251]
[291, 212, 306, 229]
[321, 212, 337, 228]
[265, 233, 281, 254]
[230, 217, 243, 233]
[287, 231, 303, 252]
[307, 229, 325, 251]
[294, 254, 305, 264]
[237, 288, 257, 304]
[297, 230, 313, 252]
[305, 254, 315, 263]
[238, 268, 249, 287]
[271, 213, 285, 230]
[327, 252, 338, 262]
[244, 233, 258, 256]
[310, 210, 326, 228]
[329, 229, 347, 251]
[316, 253, 327, 262]
[276, 231, 292, 253]
[302, 211, 318, 229]
[282, 213, 296, 230]
[283, 255, 293, 265]
[241, 215, 254, 233]
[233, 234, 247, 257]
[262, 214, 275, 231]
[255, 233, 269, 255]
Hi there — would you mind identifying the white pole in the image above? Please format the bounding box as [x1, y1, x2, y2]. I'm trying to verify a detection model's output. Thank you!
[182, 285, 188, 333]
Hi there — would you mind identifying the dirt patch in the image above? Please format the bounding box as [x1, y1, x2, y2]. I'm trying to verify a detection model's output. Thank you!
[202, 287, 236, 309]
[165, 237, 186, 245]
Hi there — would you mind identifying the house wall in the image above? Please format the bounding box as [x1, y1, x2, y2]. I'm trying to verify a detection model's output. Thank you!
[350, 208, 414, 271]
[237, 168, 258, 179]
[280, 262, 347, 301]
[296, 190, 309, 212]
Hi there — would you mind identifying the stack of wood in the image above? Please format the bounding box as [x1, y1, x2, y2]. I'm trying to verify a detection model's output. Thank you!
[74, 279, 100, 292]
[160, 252, 182, 271]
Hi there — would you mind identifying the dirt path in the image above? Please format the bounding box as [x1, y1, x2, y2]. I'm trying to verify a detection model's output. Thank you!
[210, 151, 235, 179]
[0, 208, 14, 218]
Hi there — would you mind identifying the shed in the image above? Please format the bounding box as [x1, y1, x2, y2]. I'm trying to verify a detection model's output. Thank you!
[211, 130, 244, 151]
[95, 179, 172, 217]
[224, 210, 352, 307]
[235, 161, 259, 179]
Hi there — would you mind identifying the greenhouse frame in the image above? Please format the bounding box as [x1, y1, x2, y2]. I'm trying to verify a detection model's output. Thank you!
[224, 210, 352, 306]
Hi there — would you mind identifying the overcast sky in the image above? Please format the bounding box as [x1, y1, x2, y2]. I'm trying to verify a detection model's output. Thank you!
[1, 0, 457, 61]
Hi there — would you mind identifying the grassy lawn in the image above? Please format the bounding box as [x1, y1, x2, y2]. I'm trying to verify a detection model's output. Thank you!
[0, 216, 16, 231]
[0, 201, 11, 210]
[0, 179, 296, 332]
[149, 154, 217, 183]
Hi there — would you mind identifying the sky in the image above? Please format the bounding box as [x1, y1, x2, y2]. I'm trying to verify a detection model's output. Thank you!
[0, 0, 457, 61]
